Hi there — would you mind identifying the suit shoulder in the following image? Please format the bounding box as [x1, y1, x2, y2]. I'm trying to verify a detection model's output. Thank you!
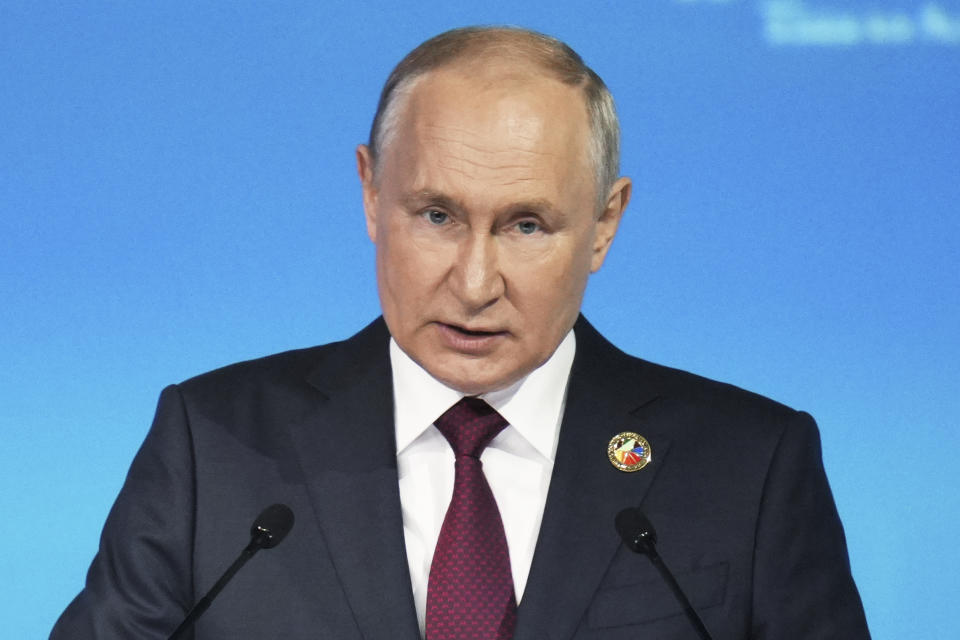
[602, 347, 818, 472]
[634, 355, 802, 420]
[172, 318, 389, 410]
[175, 342, 328, 397]
[577, 319, 809, 441]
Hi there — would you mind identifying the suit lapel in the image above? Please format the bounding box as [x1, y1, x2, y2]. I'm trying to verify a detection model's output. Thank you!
[515, 318, 674, 640]
[285, 319, 421, 640]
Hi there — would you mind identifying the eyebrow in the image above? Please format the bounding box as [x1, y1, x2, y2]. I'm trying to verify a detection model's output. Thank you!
[399, 190, 464, 212]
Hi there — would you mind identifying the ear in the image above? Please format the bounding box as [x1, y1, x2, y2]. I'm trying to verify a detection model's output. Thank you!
[590, 176, 631, 272]
[356, 144, 378, 243]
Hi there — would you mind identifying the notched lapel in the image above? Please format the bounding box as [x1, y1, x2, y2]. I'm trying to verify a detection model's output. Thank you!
[515, 318, 675, 640]
[285, 320, 421, 640]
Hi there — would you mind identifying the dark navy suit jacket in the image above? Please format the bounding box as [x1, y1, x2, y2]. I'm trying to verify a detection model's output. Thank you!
[52, 317, 870, 639]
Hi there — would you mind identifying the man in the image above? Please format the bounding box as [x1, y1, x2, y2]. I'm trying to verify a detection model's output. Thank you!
[52, 27, 870, 639]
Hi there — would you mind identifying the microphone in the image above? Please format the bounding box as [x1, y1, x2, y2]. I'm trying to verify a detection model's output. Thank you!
[250, 503, 296, 548]
[168, 504, 295, 640]
[614, 508, 714, 640]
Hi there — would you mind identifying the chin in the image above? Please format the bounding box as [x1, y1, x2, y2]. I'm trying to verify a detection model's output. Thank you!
[440, 363, 525, 395]
[436, 372, 498, 395]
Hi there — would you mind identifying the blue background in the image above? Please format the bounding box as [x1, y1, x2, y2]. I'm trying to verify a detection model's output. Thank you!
[2, 1, 958, 637]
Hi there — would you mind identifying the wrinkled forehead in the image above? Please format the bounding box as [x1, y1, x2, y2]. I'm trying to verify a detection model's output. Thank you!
[376, 66, 597, 212]
[394, 64, 592, 166]
[419, 53, 589, 116]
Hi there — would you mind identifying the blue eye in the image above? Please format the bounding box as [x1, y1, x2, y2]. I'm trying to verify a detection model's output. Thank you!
[516, 220, 540, 235]
[425, 210, 448, 225]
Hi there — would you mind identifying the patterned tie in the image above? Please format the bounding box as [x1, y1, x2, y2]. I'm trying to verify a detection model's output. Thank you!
[425, 397, 517, 640]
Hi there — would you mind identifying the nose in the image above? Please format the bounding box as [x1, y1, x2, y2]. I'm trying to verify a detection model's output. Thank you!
[449, 231, 504, 312]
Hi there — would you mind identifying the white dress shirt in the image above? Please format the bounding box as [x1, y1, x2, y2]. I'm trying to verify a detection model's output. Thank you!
[390, 332, 575, 635]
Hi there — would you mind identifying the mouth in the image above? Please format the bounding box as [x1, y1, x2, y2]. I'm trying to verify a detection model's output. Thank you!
[446, 324, 503, 336]
[435, 322, 508, 353]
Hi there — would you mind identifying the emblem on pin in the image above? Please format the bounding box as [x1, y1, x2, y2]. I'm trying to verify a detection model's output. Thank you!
[608, 432, 652, 472]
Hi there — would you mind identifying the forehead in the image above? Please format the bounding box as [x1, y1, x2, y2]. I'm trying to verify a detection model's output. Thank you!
[379, 63, 595, 207]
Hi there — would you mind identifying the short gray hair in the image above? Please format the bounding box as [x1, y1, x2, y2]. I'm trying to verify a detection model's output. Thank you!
[367, 26, 621, 207]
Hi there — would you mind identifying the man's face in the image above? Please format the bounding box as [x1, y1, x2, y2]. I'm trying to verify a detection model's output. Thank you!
[358, 62, 628, 395]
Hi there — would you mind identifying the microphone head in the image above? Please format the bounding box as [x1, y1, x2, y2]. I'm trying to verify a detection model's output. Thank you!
[250, 503, 295, 549]
[615, 507, 658, 555]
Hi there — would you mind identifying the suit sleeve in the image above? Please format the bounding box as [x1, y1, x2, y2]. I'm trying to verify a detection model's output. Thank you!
[51, 385, 197, 639]
[750, 412, 870, 638]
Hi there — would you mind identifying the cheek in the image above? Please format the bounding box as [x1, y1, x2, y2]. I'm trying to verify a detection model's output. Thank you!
[510, 242, 592, 315]
[377, 218, 451, 312]
[545, 234, 595, 286]
[376, 221, 416, 313]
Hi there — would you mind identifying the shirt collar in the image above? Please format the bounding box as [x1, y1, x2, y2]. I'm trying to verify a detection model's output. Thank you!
[391, 331, 576, 462]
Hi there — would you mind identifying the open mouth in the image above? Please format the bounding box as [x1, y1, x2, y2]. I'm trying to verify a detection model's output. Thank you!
[440, 323, 506, 338]
[436, 322, 506, 353]
[451, 325, 499, 337]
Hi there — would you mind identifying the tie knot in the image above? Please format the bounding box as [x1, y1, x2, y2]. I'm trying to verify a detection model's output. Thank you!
[434, 397, 508, 459]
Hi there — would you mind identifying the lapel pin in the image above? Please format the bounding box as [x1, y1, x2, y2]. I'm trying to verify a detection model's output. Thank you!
[608, 432, 652, 472]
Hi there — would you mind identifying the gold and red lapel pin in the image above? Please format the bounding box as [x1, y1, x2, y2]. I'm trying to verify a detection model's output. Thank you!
[607, 432, 652, 472]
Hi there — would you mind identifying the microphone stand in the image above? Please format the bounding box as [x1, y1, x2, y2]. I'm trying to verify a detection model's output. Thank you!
[167, 504, 294, 640]
[615, 508, 714, 640]
[168, 538, 264, 640]
[641, 543, 713, 640]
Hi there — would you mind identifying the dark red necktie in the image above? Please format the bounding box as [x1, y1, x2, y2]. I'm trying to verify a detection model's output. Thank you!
[425, 397, 517, 640]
